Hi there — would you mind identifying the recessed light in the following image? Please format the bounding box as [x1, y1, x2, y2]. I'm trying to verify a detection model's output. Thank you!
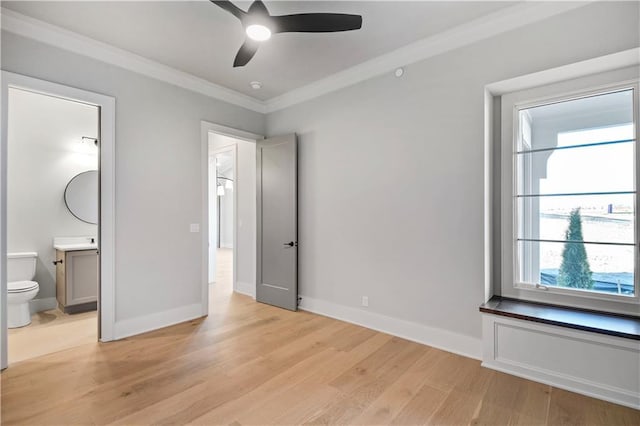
[246, 24, 271, 42]
[395, 67, 405, 78]
[250, 81, 262, 90]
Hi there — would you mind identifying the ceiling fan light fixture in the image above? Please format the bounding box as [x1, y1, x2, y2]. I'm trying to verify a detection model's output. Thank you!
[246, 24, 271, 41]
[212, 0, 363, 67]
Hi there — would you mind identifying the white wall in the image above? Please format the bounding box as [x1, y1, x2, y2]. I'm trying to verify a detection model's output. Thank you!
[7, 88, 98, 301]
[1, 31, 264, 327]
[265, 1, 640, 356]
[208, 153, 218, 283]
[219, 194, 234, 249]
[209, 133, 256, 292]
[219, 162, 234, 249]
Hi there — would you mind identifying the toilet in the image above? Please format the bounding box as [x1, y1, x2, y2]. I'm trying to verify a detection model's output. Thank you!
[7, 252, 40, 328]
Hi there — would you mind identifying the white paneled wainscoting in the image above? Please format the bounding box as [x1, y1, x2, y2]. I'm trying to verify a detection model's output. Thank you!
[482, 313, 640, 410]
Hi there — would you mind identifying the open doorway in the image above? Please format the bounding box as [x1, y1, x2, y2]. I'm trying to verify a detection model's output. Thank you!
[5, 88, 99, 364]
[1, 72, 116, 369]
[209, 146, 236, 295]
[202, 122, 261, 316]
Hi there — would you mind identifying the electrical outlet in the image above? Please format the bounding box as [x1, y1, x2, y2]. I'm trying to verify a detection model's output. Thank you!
[190, 223, 200, 233]
[361, 296, 369, 307]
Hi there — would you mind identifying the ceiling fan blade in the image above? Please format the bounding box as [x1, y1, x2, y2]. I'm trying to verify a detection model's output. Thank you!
[273, 13, 362, 33]
[233, 39, 259, 67]
[210, 0, 245, 20]
[248, 0, 270, 16]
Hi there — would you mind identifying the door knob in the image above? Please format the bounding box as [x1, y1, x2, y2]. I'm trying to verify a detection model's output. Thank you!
[283, 241, 297, 247]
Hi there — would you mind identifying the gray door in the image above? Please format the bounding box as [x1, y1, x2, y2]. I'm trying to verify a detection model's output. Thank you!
[257, 134, 297, 311]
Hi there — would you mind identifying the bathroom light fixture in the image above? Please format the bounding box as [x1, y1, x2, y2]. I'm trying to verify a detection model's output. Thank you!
[81, 136, 98, 145]
[250, 81, 262, 90]
[394, 67, 404, 78]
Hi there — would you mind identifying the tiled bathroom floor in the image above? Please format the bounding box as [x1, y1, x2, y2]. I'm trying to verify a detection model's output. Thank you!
[7, 308, 97, 364]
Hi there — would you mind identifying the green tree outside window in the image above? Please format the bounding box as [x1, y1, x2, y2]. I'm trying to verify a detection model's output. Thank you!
[557, 208, 593, 289]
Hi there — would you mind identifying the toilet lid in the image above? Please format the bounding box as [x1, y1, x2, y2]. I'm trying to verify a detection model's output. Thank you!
[8, 280, 38, 293]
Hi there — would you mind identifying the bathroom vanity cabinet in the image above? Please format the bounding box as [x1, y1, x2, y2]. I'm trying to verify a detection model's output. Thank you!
[55, 249, 98, 314]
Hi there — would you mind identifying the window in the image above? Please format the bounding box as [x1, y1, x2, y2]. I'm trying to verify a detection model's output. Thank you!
[501, 75, 640, 312]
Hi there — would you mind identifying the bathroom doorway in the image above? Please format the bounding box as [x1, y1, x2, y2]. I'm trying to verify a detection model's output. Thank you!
[6, 87, 99, 363]
[1, 72, 116, 369]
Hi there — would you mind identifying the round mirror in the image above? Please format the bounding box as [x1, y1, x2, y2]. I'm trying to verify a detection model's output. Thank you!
[64, 170, 98, 224]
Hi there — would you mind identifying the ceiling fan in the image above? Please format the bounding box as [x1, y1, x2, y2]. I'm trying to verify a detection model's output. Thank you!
[211, 0, 363, 67]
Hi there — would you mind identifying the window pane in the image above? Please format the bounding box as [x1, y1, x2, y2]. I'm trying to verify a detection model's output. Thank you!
[518, 194, 635, 244]
[517, 141, 634, 195]
[518, 90, 634, 152]
[517, 240, 635, 296]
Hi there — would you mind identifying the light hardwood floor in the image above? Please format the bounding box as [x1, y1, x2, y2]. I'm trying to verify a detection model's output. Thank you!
[7, 305, 97, 364]
[5, 246, 232, 366]
[1, 250, 639, 425]
[214, 248, 233, 286]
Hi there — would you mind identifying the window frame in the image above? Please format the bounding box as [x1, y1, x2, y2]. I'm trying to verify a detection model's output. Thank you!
[500, 71, 640, 314]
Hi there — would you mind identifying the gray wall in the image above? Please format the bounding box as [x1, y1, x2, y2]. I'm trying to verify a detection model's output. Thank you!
[265, 2, 640, 341]
[7, 88, 98, 300]
[2, 31, 265, 322]
[2, 1, 638, 344]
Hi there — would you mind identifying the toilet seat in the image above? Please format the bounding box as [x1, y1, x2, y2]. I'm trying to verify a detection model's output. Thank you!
[8, 280, 39, 293]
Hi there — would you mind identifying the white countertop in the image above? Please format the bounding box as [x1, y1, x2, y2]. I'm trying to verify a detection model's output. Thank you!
[54, 243, 98, 252]
[53, 236, 97, 252]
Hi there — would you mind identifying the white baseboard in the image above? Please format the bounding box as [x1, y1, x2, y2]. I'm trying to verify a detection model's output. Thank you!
[235, 281, 256, 298]
[299, 295, 481, 360]
[113, 303, 203, 340]
[29, 297, 57, 314]
[482, 314, 640, 410]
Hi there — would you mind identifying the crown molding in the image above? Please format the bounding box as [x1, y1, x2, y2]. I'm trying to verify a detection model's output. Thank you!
[0, 7, 268, 114]
[263, 1, 592, 113]
[1, 2, 593, 115]
[486, 47, 640, 95]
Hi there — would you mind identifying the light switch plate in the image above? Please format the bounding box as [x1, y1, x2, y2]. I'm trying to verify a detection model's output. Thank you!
[190, 223, 200, 233]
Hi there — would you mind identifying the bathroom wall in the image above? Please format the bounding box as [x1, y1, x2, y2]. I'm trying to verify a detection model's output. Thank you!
[7, 88, 98, 304]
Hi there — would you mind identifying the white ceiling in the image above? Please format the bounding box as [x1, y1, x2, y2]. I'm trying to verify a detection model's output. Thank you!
[3, 1, 516, 101]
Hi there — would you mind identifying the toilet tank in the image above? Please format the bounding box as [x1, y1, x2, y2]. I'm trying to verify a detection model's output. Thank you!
[7, 252, 38, 282]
